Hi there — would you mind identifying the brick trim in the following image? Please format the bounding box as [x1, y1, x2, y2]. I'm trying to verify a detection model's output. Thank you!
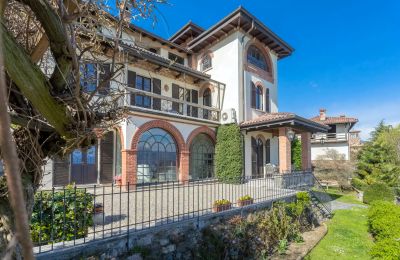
[186, 126, 216, 148]
[244, 40, 274, 83]
[130, 120, 186, 152]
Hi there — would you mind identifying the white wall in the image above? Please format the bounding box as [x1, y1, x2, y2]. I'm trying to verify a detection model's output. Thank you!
[311, 143, 350, 160]
[195, 32, 241, 122]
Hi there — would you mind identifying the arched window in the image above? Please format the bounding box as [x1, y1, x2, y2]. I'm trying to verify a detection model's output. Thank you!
[251, 137, 264, 177]
[265, 88, 270, 112]
[247, 45, 268, 71]
[251, 82, 263, 110]
[265, 139, 271, 164]
[189, 134, 215, 180]
[203, 88, 212, 119]
[137, 128, 177, 184]
[201, 54, 212, 71]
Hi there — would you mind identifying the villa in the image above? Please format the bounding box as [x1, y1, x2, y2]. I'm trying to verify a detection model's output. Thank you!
[46, 6, 328, 187]
[310, 109, 359, 160]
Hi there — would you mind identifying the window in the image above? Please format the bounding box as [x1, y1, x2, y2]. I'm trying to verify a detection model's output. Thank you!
[189, 134, 215, 180]
[81, 63, 97, 92]
[265, 88, 270, 112]
[251, 137, 264, 177]
[168, 52, 184, 65]
[328, 124, 337, 134]
[203, 88, 212, 119]
[251, 82, 263, 110]
[135, 75, 151, 108]
[247, 45, 268, 71]
[265, 139, 271, 164]
[81, 63, 111, 94]
[136, 128, 177, 184]
[201, 54, 212, 71]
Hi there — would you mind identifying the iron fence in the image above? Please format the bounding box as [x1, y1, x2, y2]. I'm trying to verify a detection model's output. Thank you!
[33, 171, 317, 254]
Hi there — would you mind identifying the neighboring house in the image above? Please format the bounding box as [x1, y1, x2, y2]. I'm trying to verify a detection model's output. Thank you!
[42, 6, 328, 188]
[310, 109, 359, 160]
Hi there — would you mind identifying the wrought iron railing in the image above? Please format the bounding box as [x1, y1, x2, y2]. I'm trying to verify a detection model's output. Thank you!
[32, 172, 316, 254]
[311, 133, 348, 143]
[309, 176, 333, 216]
[126, 88, 220, 122]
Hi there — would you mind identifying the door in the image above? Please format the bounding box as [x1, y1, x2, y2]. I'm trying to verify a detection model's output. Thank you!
[70, 146, 97, 184]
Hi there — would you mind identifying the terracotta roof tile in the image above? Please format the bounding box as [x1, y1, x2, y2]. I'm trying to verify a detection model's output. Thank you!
[310, 116, 358, 125]
[240, 112, 296, 126]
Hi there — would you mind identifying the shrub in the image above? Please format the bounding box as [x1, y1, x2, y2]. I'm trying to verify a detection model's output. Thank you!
[351, 177, 367, 191]
[368, 201, 400, 240]
[368, 201, 400, 259]
[363, 182, 395, 204]
[370, 238, 400, 259]
[291, 137, 302, 170]
[30, 185, 94, 245]
[215, 124, 243, 183]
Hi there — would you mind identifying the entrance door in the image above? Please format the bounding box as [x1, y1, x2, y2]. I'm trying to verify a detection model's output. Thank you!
[70, 146, 97, 184]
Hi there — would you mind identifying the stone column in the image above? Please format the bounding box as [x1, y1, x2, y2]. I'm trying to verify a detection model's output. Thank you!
[179, 149, 190, 184]
[278, 127, 291, 173]
[121, 149, 137, 188]
[301, 132, 312, 171]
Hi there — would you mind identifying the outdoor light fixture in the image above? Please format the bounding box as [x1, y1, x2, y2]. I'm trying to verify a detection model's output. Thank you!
[286, 128, 295, 141]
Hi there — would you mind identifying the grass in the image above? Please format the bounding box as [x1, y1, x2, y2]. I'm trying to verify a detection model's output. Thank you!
[325, 187, 364, 205]
[307, 189, 373, 260]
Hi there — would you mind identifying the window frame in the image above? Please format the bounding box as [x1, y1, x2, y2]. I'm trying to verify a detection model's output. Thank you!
[200, 54, 212, 71]
[247, 45, 268, 71]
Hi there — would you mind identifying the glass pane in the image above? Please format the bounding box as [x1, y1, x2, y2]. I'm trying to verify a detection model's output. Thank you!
[189, 134, 215, 180]
[137, 128, 177, 184]
[72, 150, 83, 164]
[86, 146, 96, 165]
[143, 78, 151, 92]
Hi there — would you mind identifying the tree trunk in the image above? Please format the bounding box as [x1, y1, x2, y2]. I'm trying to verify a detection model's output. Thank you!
[0, 128, 48, 257]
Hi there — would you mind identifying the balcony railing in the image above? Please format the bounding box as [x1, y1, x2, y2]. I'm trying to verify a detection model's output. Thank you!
[311, 133, 348, 143]
[125, 88, 220, 122]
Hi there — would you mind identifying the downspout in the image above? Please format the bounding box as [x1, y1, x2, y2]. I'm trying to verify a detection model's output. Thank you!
[240, 19, 255, 122]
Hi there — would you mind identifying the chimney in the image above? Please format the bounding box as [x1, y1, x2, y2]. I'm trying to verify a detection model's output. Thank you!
[319, 109, 326, 121]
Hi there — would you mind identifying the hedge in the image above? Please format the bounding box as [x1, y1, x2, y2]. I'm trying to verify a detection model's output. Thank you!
[30, 185, 94, 245]
[368, 201, 400, 259]
[363, 182, 395, 204]
[215, 124, 243, 183]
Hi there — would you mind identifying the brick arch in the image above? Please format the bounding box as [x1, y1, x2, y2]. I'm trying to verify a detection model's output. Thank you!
[186, 126, 216, 149]
[244, 39, 274, 83]
[130, 120, 186, 152]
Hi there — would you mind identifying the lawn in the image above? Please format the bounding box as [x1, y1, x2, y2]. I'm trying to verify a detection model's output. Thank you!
[307, 207, 373, 260]
[325, 187, 364, 205]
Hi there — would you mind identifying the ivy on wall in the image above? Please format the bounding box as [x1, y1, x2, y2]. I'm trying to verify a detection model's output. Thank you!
[215, 124, 243, 183]
[291, 137, 302, 170]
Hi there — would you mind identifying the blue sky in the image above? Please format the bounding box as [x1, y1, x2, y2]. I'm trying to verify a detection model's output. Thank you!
[134, 0, 400, 139]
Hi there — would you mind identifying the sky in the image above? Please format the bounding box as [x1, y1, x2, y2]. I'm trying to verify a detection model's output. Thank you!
[133, 0, 400, 140]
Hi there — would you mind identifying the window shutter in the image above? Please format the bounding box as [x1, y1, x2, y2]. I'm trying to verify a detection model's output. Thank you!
[100, 132, 114, 184]
[128, 71, 136, 105]
[265, 139, 271, 164]
[152, 78, 161, 110]
[98, 64, 111, 95]
[191, 90, 198, 117]
[251, 137, 257, 176]
[265, 88, 270, 112]
[172, 84, 180, 113]
[251, 83, 256, 108]
[53, 156, 70, 186]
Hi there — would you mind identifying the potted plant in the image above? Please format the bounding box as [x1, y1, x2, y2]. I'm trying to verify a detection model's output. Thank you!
[237, 195, 254, 207]
[114, 175, 122, 186]
[212, 199, 231, 212]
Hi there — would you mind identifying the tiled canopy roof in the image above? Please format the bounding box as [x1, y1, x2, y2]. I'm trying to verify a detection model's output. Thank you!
[310, 116, 358, 125]
[240, 112, 328, 133]
[240, 112, 295, 126]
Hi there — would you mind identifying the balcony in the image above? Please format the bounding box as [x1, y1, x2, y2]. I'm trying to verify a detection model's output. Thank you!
[311, 133, 348, 144]
[125, 88, 220, 123]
